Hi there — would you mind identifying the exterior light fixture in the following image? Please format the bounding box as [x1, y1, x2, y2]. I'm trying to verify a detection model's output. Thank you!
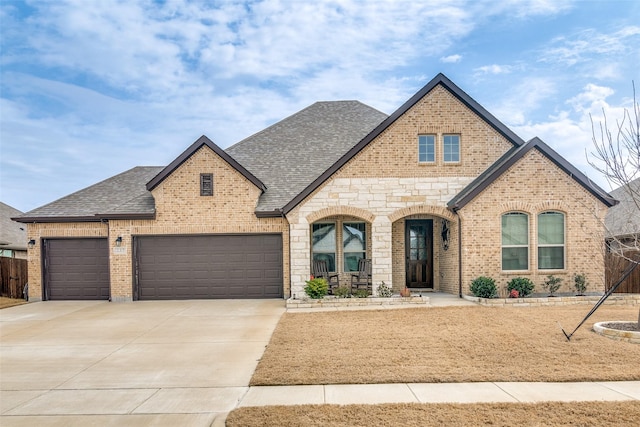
[28, 239, 36, 249]
[115, 236, 123, 247]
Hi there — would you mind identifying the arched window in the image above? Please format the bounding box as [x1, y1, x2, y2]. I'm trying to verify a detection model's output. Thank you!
[502, 212, 529, 270]
[538, 212, 565, 270]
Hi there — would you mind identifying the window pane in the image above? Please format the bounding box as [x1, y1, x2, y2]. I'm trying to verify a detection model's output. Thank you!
[502, 247, 528, 270]
[538, 247, 564, 269]
[538, 212, 564, 245]
[343, 223, 365, 252]
[443, 135, 460, 162]
[312, 223, 336, 251]
[502, 213, 528, 245]
[313, 253, 336, 272]
[344, 252, 365, 272]
[418, 135, 435, 163]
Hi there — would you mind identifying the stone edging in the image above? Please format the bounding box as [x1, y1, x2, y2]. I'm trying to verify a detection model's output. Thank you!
[286, 296, 428, 310]
[593, 321, 640, 344]
[463, 294, 640, 307]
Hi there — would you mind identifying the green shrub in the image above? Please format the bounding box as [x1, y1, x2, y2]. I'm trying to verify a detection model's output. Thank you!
[574, 274, 588, 295]
[304, 278, 328, 299]
[353, 289, 370, 298]
[470, 276, 498, 298]
[542, 275, 563, 296]
[334, 286, 351, 298]
[376, 281, 393, 297]
[507, 277, 535, 297]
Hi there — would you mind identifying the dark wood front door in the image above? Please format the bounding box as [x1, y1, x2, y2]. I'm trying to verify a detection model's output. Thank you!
[405, 220, 433, 288]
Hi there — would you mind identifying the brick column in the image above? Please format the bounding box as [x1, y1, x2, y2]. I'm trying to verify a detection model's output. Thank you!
[371, 215, 392, 294]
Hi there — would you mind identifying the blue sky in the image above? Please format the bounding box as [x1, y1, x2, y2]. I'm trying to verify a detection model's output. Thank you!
[1, 0, 639, 212]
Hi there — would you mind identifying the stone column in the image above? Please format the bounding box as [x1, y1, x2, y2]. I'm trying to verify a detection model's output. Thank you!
[288, 216, 311, 299]
[371, 215, 392, 294]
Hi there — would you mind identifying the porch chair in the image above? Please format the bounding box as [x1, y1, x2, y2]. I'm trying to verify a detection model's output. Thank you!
[312, 260, 339, 295]
[351, 258, 372, 294]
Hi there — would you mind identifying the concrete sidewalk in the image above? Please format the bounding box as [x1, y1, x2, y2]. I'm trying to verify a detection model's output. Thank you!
[238, 381, 640, 407]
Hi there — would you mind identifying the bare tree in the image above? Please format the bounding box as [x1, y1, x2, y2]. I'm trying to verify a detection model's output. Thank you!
[588, 82, 639, 328]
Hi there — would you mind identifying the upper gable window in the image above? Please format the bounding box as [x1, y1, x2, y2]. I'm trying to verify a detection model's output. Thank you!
[443, 134, 460, 163]
[200, 173, 213, 196]
[418, 135, 435, 163]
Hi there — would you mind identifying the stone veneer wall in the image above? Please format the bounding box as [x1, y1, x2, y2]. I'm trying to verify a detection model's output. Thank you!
[457, 149, 609, 296]
[25, 222, 108, 301]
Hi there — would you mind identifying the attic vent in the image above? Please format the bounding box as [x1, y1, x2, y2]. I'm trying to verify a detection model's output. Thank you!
[200, 173, 213, 196]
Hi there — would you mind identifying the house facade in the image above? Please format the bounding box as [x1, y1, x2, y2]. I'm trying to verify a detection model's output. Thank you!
[15, 74, 616, 302]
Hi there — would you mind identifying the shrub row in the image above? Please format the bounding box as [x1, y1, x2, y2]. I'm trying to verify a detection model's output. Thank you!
[470, 274, 589, 299]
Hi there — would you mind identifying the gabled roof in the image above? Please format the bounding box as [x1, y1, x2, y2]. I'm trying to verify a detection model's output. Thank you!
[147, 135, 266, 192]
[14, 167, 164, 223]
[226, 101, 388, 214]
[280, 73, 526, 214]
[1, 202, 27, 250]
[447, 137, 618, 211]
[605, 177, 640, 238]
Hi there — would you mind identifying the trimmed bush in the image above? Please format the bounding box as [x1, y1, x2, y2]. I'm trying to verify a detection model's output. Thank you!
[542, 275, 563, 296]
[304, 278, 328, 299]
[470, 276, 498, 298]
[507, 277, 535, 298]
[574, 274, 588, 295]
[334, 286, 351, 298]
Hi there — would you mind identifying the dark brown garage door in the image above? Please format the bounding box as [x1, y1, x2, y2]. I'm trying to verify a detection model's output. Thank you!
[43, 238, 110, 300]
[134, 234, 283, 300]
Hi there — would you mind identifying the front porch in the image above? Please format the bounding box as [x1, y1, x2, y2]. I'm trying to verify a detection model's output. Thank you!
[288, 206, 460, 299]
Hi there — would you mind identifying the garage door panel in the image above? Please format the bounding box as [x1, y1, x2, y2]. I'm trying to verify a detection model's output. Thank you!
[45, 239, 110, 301]
[135, 234, 283, 300]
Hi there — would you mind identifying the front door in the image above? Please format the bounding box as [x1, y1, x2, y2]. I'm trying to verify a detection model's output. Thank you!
[405, 220, 433, 288]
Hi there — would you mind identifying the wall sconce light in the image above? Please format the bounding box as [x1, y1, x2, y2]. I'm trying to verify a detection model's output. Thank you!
[115, 236, 123, 247]
[441, 219, 450, 251]
[28, 239, 36, 249]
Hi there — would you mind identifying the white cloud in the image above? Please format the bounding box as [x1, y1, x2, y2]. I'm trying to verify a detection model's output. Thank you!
[473, 64, 515, 75]
[440, 54, 462, 63]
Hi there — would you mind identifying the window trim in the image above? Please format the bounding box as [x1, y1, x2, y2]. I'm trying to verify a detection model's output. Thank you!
[537, 211, 565, 270]
[418, 134, 436, 164]
[443, 134, 461, 164]
[501, 212, 529, 271]
[200, 173, 213, 196]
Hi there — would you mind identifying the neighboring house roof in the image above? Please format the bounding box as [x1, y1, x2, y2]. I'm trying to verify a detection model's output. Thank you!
[15, 167, 164, 222]
[447, 137, 618, 211]
[605, 177, 640, 238]
[0, 202, 27, 250]
[280, 73, 526, 214]
[147, 135, 267, 193]
[226, 100, 388, 214]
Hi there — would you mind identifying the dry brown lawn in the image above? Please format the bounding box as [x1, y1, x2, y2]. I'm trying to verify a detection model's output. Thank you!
[251, 305, 640, 385]
[0, 297, 27, 309]
[226, 401, 640, 427]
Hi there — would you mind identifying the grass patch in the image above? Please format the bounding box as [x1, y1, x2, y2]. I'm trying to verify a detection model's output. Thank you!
[0, 297, 27, 309]
[227, 401, 640, 427]
[251, 305, 640, 385]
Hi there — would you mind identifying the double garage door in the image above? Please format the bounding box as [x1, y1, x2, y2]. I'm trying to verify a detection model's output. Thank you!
[42, 234, 283, 300]
[135, 234, 283, 300]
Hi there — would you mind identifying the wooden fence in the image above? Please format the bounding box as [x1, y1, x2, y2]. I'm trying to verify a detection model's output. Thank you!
[605, 251, 640, 293]
[0, 257, 28, 299]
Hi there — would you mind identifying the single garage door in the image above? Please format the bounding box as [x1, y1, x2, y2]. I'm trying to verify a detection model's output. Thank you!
[134, 234, 283, 300]
[43, 238, 110, 300]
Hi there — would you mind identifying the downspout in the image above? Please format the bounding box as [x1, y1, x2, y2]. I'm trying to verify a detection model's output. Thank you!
[457, 213, 462, 298]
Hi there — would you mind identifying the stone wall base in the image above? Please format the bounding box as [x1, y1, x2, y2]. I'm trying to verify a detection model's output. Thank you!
[464, 294, 640, 307]
[286, 296, 428, 310]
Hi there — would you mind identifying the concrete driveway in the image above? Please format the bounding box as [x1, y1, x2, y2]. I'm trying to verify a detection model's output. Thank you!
[0, 299, 285, 426]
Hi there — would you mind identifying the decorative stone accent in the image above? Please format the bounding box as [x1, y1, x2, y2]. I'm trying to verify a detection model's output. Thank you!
[593, 322, 640, 344]
[286, 296, 428, 310]
[463, 294, 640, 307]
